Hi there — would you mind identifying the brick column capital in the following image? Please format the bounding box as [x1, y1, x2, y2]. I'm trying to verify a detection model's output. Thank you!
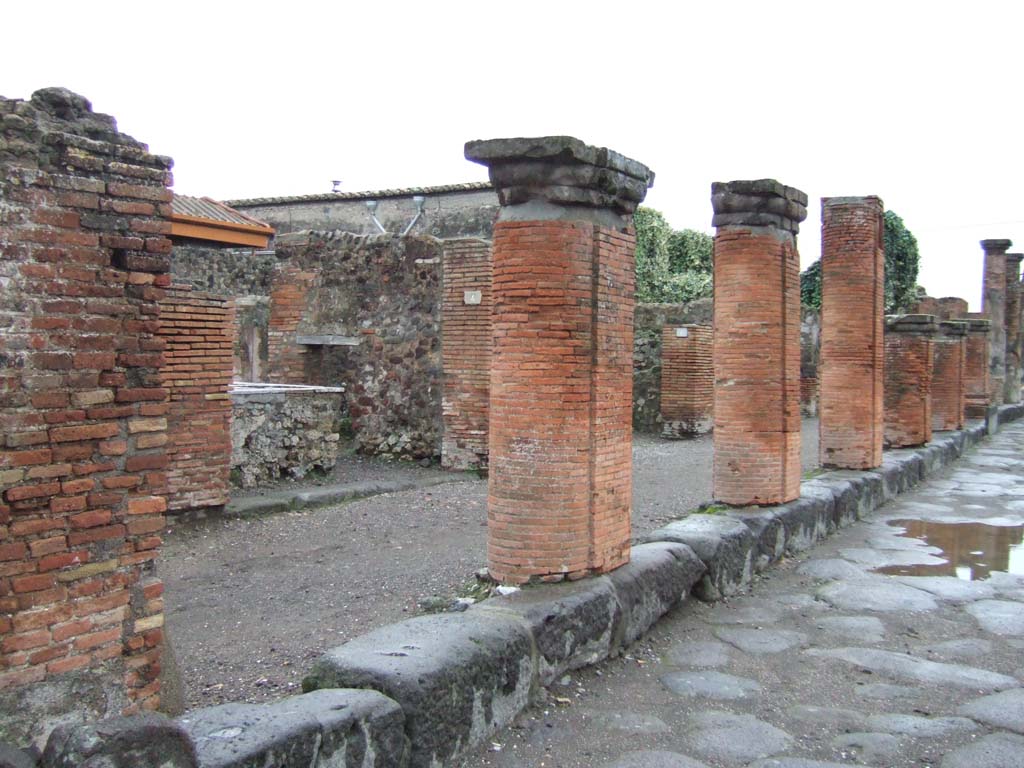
[965, 316, 992, 334]
[822, 195, 884, 212]
[464, 135, 653, 219]
[711, 179, 808, 234]
[981, 238, 1013, 255]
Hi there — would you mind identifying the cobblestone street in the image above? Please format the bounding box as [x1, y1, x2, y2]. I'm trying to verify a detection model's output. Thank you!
[463, 423, 1024, 768]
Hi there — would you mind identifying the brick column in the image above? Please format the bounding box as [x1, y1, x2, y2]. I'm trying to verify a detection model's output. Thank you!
[819, 196, 884, 469]
[660, 325, 713, 437]
[711, 180, 807, 505]
[964, 315, 992, 419]
[981, 238, 1012, 406]
[1005, 253, 1022, 403]
[932, 320, 968, 431]
[465, 136, 653, 584]
[884, 315, 937, 447]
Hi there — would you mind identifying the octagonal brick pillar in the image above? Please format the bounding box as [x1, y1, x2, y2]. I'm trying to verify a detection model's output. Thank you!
[711, 179, 807, 505]
[465, 136, 653, 584]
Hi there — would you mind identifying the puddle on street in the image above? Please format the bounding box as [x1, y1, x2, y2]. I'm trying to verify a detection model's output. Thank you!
[875, 519, 1024, 580]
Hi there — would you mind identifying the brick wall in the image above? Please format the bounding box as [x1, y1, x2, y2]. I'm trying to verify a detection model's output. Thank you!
[440, 239, 492, 470]
[660, 325, 713, 437]
[0, 89, 171, 742]
[884, 315, 936, 447]
[711, 180, 807, 506]
[964, 315, 992, 419]
[633, 300, 713, 433]
[157, 286, 233, 512]
[932, 321, 967, 431]
[819, 197, 884, 469]
[266, 261, 318, 384]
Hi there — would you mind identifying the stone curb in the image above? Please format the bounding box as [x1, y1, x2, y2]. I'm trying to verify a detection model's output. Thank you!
[220, 475, 473, 519]
[35, 409, 1022, 767]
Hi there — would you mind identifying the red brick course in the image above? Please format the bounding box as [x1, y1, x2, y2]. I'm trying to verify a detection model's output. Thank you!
[932, 321, 968, 431]
[441, 239, 492, 470]
[266, 263, 318, 383]
[884, 315, 936, 447]
[486, 220, 636, 583]
[711, 179, 806, 505]
[819, 197, 884, 469]
[156, 286, 233, 511]
[0, 89, 169, 715]
[660, 325, 713, 437]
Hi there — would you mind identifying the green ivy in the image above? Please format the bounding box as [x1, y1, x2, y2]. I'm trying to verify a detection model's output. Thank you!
[634, 207, 714, 304]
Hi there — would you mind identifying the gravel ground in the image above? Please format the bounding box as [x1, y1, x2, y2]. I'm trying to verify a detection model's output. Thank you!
[162, 421, 820, 711]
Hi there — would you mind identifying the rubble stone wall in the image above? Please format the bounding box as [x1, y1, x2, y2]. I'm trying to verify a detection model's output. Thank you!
[229, 391, 344, 488]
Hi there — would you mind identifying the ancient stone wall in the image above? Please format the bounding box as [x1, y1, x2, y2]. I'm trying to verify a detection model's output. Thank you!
[169, 243, 276, 297]
[156, 286, 233, 512]
[270, 232, 442, 459]
[884, 315, 936, 447]
[913, 296, 969, 320]
[230, 390, 344, 488]
[440, 239, 492, 470]
[660, 325, 713, 437]
[632, 300, 713, 433]
[0, 88, 171, 743]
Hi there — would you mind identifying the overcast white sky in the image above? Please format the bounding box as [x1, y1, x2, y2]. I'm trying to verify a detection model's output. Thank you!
[4, 1, 1022, 308]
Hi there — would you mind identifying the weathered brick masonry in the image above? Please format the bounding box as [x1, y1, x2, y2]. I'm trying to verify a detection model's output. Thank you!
[711, 180, 807, 505]
[964, 315, 992, 419]
[466, 136, 653, 584]
[819, 196, 884, 469]
[884, 315, 936, 447]
[156, 286, 233, 512]
[266, 260, 317, 385]
[441, 238, 492, 470]
[1005, 252, 1022, 404]
[914, 296, 969, 320]
[981, 238, 1011, 406]
[0, 89, 171, 740]
[659, 325, 713, 437]
[931, 320, 967, 431]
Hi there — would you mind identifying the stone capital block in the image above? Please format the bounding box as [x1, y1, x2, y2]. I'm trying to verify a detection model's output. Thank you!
[981, 238, 1013, 255]
[711, 179, 809, 234]
[465, 135, 654, 217]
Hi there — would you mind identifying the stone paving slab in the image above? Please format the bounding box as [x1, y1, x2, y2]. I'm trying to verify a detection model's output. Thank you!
[463, 421, 1024, 768]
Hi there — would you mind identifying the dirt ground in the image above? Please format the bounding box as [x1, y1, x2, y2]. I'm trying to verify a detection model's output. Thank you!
[161, 421, 820, 711]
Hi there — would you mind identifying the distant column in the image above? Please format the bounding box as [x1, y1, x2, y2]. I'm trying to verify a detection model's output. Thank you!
[818, 196, 884, 469]
[981, 238, 1012, 406]
[711, 179, 807, 505]
[1005, 252, 1023, 403]
[964, 315, 992, 419]
[931, 320, 968, 431]
[465, 136, 653, 584]
[884, 315, 937, 447]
